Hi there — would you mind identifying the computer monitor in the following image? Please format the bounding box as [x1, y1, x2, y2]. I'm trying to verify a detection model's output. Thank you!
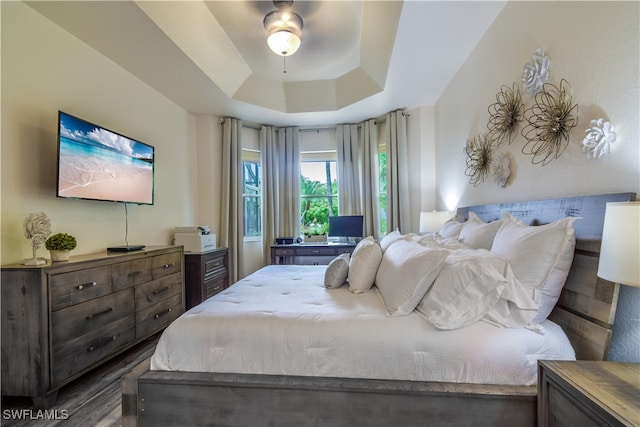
[328, 215, 364, 242]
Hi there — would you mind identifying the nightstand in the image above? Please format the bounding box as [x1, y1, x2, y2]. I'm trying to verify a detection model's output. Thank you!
[538, 360, 640, 427]
[183, 247, 229, 309]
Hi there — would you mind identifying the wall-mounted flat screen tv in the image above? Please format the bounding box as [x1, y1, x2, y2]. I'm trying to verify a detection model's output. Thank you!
[56, 111, 154, 205]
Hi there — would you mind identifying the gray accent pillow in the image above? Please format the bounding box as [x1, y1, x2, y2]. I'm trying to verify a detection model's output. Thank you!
[324, 253, 350, 288]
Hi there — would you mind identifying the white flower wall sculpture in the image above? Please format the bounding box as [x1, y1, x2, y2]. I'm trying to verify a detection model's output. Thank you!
[582, 118, 616, 159]
[522, 48, 551, 96]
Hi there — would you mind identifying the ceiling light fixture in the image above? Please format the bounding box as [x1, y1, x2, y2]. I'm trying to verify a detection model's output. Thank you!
[263, 0, 303, 72]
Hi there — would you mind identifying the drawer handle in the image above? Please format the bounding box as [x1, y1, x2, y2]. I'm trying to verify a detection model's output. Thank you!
[147, 286, 171, 302]
[87, 335, 118, 353]
[86, 307, 114, 320]
[154, 308, 172, 319]
[311, 250, 320, 254]
[212, 285, 221, 291]
[162, 262, 175, 269]
[77, 282, 97, 290]
[152, 285, 171, 295]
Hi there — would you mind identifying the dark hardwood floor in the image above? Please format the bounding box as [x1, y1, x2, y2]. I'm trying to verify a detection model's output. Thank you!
[1, 335, 159, 427]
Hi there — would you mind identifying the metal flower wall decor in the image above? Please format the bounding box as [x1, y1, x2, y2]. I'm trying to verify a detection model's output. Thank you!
[487, 83, 525, 148]
[582, 118, 616, 159]
[464, 133, 493, 186]
[522, 48, 551, 96]
[521, 79, 578, 166]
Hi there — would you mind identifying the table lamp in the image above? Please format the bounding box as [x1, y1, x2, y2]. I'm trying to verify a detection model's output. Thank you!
[419, 211, 452, 234]
[597, 201, 640, 287]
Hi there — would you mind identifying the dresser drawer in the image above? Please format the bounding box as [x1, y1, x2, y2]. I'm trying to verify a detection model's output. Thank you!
[135, 273, 182, 312]
[51, 289, 134, 345]
[51, 315, 135, 386]
[135, 293, 182, 339]
[151, 252, 182, 280]
[203, 253, 226, 275]
[205, 276, 226, 299]
[50, 266, 112, 311]
[112, 258, 152, 291]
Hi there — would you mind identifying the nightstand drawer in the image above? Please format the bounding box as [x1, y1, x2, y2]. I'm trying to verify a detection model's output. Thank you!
[203, 253, 226, 274]
[205, 276, 225, 299]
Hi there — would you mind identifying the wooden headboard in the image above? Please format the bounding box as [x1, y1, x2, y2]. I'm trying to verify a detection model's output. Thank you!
[456, 192, 636, 361]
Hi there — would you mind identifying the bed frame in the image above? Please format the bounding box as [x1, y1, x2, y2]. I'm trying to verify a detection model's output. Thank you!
[122, 192, 635, 427]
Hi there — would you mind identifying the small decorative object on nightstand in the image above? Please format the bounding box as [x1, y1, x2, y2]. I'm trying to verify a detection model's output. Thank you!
[538, 360, 640, 427]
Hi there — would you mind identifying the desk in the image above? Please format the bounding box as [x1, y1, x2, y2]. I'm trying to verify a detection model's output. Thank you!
[270, 243, 356, 265]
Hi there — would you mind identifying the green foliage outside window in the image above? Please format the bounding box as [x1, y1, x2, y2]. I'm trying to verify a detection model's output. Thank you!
[300, 162, 338, 236]
[378, 151, 387, 234]
[243, 161, 261, 237]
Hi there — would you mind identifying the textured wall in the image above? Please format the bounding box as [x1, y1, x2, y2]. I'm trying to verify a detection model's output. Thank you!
[435, 1, 639, 361]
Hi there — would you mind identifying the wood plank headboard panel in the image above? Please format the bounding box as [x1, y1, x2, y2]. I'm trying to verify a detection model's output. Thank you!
[456, 192, 636, 361]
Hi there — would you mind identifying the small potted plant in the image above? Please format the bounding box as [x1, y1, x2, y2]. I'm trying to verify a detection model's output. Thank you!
[303, 223, 328, 243]
[45, 232, 77, 261]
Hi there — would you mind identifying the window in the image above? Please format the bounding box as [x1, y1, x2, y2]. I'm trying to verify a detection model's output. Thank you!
[242, 159, 261, 238]
[300, 160, 338, 236]
[378, 147, 387, 235]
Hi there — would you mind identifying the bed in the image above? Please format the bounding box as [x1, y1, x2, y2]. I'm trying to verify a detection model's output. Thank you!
[123, 192, 634, 427]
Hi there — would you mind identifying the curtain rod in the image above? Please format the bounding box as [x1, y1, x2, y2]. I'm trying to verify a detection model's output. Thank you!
[218, 108, 408, 131]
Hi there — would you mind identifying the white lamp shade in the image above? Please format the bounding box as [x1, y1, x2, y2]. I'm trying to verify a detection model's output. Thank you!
[597, 201, 640, 287]
[267, 30, 301, 56]
[419, 211, 452, 233]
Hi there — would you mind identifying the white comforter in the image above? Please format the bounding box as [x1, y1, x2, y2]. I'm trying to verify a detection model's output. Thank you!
[151, 265, 575, 386]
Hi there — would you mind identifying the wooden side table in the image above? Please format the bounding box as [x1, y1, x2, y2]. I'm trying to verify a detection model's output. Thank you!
[538, 360, 640, 427]
[183, 247, 229, 310]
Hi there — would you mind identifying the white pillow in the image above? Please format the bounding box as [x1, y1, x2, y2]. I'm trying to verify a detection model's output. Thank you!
[416, 249, 537, 329]
[458, 212, 503, 249]
[324, 253, 350, 289]
[491, 213, 577, 323]
[379, 229, 403, 252]
[439, 218, 465, 239]
[375, 240, 449, 316]
[348, 236, 383, 294]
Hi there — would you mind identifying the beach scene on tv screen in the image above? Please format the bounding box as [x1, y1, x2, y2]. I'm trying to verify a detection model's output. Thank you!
[58, 114, 154, 204]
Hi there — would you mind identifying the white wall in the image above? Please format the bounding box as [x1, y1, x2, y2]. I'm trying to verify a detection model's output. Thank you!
[1, 2, 197, 264]
[434, 1, 639, 362]
[435, 1, 639, 209]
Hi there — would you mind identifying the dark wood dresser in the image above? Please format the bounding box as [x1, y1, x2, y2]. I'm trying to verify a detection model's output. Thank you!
[538, 360, 640, 427]
[1, 245, 184, 408]
[184, 247, 229, 309]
